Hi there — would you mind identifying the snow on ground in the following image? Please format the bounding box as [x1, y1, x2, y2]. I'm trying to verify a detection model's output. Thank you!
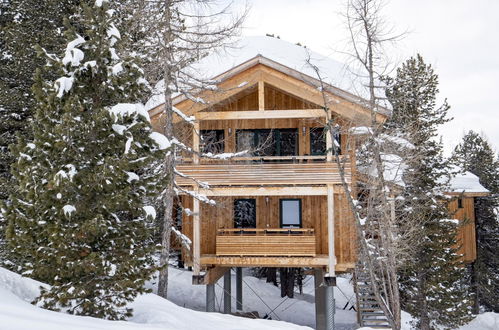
[0, 267, 308, 330]
[154, 267, 358, 330]
[2, 265, 497, 330]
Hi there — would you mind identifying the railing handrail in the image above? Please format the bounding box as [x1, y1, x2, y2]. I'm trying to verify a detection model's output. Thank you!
[178, 154, 350, 163]
[217, 228, 315, 236]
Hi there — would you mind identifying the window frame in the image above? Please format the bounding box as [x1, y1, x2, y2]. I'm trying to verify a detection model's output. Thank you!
[233, 198, 257, 228]
[279, 198, 302, 228]
[235, 128, 299, 157]
[200, 129, 225, 154]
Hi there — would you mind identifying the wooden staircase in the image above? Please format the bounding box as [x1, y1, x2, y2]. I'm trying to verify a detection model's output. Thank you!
[353, 263, 391, 329]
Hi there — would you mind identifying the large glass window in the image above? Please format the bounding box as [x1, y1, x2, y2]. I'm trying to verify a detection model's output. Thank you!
[280, 199, 302, 228]
[234, 199, 256, 228]
[309, 126, 341, 155]
[200, 130, 224, 154]
[236, 129, 298, 157]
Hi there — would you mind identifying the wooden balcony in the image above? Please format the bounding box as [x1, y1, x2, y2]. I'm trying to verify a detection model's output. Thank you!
[176, 156, 351, 186]
[215, 228, 316, 257]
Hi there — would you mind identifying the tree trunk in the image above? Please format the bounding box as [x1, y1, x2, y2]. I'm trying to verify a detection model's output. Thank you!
[157, 0, 175, 300]
[417, 271, 430, 330]
[157, 62, 174, 299]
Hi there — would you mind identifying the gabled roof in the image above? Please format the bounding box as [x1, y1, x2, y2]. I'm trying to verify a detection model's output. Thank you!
[145, 36, 389, 117]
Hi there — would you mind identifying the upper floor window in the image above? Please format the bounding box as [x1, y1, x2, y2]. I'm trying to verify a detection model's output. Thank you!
[309, 126, 341, 155]
[236, 129, 298, 157]
[200, 130, 224, 154]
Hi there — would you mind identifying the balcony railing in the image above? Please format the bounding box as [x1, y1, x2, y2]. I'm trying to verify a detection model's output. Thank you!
[216, 228, 316, 257]
[176, 156, 351, 186]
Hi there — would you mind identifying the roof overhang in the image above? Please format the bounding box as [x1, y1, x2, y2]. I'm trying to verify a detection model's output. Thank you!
[148, 55, 390, 120]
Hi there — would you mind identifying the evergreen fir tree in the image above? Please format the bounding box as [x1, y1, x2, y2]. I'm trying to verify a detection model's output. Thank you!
[0, 0, 91, 202]
[0, 0, 95, 268]
[453, 131, 499, 313]
[2, 0, 168, 319]
[386, 54, 473, 329]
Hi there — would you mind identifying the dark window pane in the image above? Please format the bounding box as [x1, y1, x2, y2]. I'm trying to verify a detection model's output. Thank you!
[236, 130, 255, 156]
[310, 127, 326, 155]
[200, 130, 224, 154]
[279, 129, 298, 156]
[234, 199, 256, 228]
[310, 126, 341, 155]
[255, 130, 275, 156]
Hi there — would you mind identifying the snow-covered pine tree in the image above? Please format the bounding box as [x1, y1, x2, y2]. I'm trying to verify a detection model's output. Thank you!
[2, 0, 168, 319]
[0, 0, 95, 268]
[0, 0, 93, 203]
[386, 54, 473, 329]
[453, 131, 499, 313]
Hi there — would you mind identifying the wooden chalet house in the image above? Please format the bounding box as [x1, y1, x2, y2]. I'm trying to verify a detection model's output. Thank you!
[146, 36, 487, 326]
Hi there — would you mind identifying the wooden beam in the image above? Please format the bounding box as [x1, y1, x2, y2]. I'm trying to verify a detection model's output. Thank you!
[199, 186, 328, 196]
[193, 186, 201, 275]
[195, 109, 326, 121]
[200, 255, 354, 272]
[203, 266, 230, 285]
[258, 81, 265, 110]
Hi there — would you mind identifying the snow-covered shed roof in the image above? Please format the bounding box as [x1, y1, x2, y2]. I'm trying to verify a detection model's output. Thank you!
[448, 171, 489, 196]
[145, 36, 389, 115]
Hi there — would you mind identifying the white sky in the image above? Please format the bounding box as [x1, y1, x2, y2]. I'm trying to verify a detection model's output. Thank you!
[236, 0, 499, 155]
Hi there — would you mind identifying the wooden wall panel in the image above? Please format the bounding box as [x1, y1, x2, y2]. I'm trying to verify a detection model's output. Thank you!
[448, 197, 477, 262]
[179, 193, 357, 267]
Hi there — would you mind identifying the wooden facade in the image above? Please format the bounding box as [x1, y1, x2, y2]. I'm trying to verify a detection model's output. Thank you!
[149, 58, 480, 280]
[449, 196, 478, 263]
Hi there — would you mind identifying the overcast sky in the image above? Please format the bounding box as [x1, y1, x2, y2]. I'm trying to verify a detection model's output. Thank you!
[237, 0, 499, 155]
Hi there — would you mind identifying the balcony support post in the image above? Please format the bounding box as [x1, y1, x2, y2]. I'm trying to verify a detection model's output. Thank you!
[327, 185, 336, 276]
[223, 269, 231, 314]
[206, 283, 215, 312]
[236, 267, 243, 311]
[315, 268, 326, 330]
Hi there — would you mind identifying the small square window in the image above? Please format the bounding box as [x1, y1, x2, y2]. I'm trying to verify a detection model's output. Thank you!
[234, 199, 256, 228]
[280, 199, 302, 228]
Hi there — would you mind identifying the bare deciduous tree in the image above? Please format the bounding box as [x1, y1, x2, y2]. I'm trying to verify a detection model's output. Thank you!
[125, 0, 247, 298]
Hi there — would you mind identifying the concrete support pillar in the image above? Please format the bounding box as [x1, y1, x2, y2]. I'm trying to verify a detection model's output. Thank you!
[223, 270, 231, 314]
[206, 283, 215, 312]
[314, 269, 326, 330]
[325, 285, 335, 330]
[236, 267, 243, 311]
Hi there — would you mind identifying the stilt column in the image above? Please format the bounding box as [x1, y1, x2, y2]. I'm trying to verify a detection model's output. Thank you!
[206, 283, 215, 312]
[236, 267, 243, 311]
[223, 270, 231, 314]
[315, 268, 326, 330]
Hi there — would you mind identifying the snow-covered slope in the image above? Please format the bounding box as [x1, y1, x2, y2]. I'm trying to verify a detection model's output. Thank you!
[0, 267, 309, 330]
[3, 266, 497, 330]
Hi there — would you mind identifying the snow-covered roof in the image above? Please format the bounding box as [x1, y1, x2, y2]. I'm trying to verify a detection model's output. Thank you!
[145, 36, 388, 114]
[449, 171, 489, 195]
